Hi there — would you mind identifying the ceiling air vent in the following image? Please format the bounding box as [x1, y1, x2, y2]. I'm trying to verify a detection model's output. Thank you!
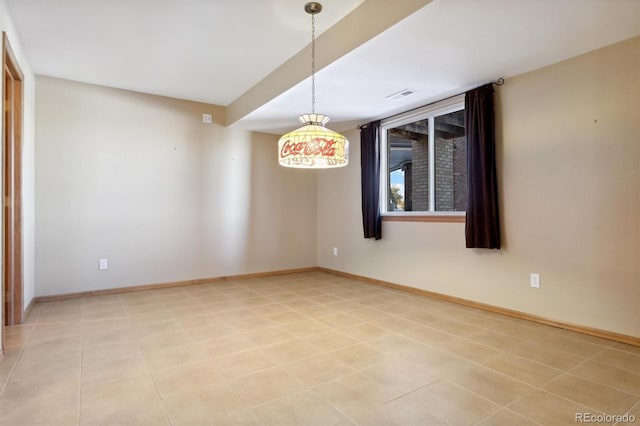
[386, 89, 415, 100]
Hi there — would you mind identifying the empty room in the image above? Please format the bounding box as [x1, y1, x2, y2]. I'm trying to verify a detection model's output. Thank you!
[1, 0, 639, 425]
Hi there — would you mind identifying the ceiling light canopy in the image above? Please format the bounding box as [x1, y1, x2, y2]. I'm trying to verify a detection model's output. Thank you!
[278, 2, 349, 169]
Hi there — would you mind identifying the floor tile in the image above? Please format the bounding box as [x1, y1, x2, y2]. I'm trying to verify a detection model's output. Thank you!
[481, 321, 556, 342]
[265, 311, 309, 324]
[482, 352, 563, 386]
[3, 325, 33, 349]
[133, 319, 183, 340]
[467, 329, 526, 352]
[316, 313, 362, 328]
[570, 358, 640, 396]
[611, 342, 640, 356]
[283, 353, 354, 386]
[230, 367, 304, 406]
[241, 326, 294, 347]
[29, 321, 82, 344]
[138, 330, 192, 352]
[161, 381, 255, 426]
[253, 389, 348, 426]
[23, 334, 82, 355]
[0, 388, 79, 426]
[82, 317, 131, 335]
[361, 358, 438, 394]
[81, 399, 169, 426]
[197, 334, 257, 358]
[445, 363, 536, 405]
[151, 360, 224, 398]
[82, 351, 149, 386]
[457, 312, 513, 330]
[429, 318, 486, 337]
[173, 312, 219, 328]
[312, 372, 401, 416]
[261, 339, 318, 365]
[542, 374, 639, 414]
[405, 345, 475, 378]
[80, 376, 162, 425]
[399, 324, 457, 346]
[347, 307, 387, 322]
[395, 309, 442, 325]
[509, 390, 600, 426]
[0, 271, 630, 426]
[302, 330, 360, 352]
[82, 327, 138, 349]
[477, 408, 541, 426]
[214, 348, 278, 379]
[0, 366, 79, 408]
[434, 335, 501, 363]
[247, 303, 291, 316]
[142, 342, 209, 373]
[366, 334, 428, 357]
[370, 317, 420, 333]
[506, 341, 586, 370]
[590, 349, 640, 373]
[553, 329, 617, 348]
[278, 318, 332, 337]
[329, 343, 390, 370]
[82, 340, 141, 365]
[339, 323, 392, 341]
[11, 347, 81, 381]
[346, 396, 447, 426]
[537, 334, 606, 357]
[183, 321, 235, 342]
[393, 379, 500, 425]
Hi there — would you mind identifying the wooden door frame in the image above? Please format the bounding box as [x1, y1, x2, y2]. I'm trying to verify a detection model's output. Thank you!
[2, 31, 24, 355]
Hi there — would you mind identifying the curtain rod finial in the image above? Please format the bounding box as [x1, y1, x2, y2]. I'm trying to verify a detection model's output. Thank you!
[493, 77, 505, 86]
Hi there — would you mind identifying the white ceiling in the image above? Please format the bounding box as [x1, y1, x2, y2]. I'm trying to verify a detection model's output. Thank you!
[6, 0, 640, 134]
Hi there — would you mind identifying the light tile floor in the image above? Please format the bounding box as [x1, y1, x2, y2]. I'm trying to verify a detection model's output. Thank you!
[0, 271, 638, 425]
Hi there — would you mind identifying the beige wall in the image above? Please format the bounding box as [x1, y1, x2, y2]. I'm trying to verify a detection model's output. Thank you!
[35, 77, 316, 296]
[1, 0, 36, 350]
[317, 37, 640, 337]
[31, 35, 640, 338]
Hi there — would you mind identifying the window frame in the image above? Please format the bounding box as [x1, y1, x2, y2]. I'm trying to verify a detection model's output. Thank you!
[380, 94, 466, 221]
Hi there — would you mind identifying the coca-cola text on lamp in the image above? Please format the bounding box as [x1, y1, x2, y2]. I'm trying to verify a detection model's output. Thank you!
[277, 2, 349, 169]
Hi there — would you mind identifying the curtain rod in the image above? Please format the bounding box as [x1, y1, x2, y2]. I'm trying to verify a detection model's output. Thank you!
[358, 78, 504, 129]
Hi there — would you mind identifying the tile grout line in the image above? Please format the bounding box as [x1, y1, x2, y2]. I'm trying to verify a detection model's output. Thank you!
[0, 332, 28, 401]
[499, 346, 612, 422]
[470, 406, 545, 426]
[128, 295, 175, 426]
[548, 345, 640, 411]
[482, 332, 606, 420]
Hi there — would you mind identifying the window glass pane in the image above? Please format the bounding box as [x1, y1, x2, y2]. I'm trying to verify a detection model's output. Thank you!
[387, 119, 429, 212]
[434, 110, 467, 212]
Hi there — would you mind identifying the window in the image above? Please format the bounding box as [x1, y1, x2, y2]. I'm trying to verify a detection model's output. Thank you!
[381, 95, 467, 218]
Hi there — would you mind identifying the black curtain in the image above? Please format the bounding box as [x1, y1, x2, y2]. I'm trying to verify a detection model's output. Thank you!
[360, 121, 382, 240]
[465, 84, 501, 249]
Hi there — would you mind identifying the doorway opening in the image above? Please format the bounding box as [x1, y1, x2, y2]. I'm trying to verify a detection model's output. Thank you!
[2, 32, 24, 354]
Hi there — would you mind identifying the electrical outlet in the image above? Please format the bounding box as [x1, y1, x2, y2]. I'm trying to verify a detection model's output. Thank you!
[332, 247, 338, 256]
[530, 273, 540, 288]
[202, 113, 213, 123]
[99, 258, 108, 270]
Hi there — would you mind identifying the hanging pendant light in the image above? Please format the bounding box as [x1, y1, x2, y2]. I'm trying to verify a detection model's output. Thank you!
[278, 2, 349, 168]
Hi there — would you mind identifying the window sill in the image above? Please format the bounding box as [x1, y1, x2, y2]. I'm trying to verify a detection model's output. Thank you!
[382, 215, 465, 223]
